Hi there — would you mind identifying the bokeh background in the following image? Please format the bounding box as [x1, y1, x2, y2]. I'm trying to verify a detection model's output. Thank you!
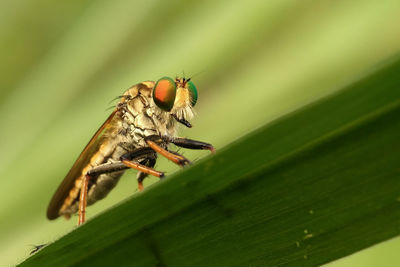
[1, 0, 400, 266]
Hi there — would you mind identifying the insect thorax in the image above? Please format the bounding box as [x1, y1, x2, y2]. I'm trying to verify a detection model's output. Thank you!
[118, 85, 178, 150]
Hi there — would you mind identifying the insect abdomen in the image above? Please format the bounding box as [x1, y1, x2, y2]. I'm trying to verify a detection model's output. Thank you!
[60, 145, 127, 216]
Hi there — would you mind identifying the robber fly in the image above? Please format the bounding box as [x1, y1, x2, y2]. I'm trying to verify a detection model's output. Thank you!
[47, 77, 214, 225]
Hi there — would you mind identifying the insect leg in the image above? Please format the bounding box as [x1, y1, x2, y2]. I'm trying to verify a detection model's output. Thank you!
[78, 162, 130, 225]
[119, 148, 162, 180]
[120, 147, 155, 161]
[120, 148, 160, 191]
[121, 159, 163, 194]
[164, 136, 215, 153]
[78, 148, 159, 224]
[136, 157, 157, 191]
[146, 140, 191, 167]
[86, 147, 156, 177]
[121, 159, 164, 179]
[87, 162, 128, 176]
[78, 174, 90, 225]
[121, 147, 164, 184]
[86, 159, 162, 179]
[78, 165, 159, 224]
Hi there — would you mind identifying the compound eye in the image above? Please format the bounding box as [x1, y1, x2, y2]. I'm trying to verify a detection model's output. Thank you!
[187, 80, 198, 106]
[153, 77, 177, 111]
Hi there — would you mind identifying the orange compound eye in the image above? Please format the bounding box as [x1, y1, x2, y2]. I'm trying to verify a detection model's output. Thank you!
[152, 77, 177, 111]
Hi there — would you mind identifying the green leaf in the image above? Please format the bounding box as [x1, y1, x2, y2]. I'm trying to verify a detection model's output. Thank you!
[20, 58, 400, 266]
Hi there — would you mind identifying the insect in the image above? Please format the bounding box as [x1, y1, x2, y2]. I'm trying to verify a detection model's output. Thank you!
[47, 77, 214, 225]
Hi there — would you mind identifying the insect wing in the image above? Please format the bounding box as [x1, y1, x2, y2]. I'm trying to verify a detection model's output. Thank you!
[46, 110, 117, 220]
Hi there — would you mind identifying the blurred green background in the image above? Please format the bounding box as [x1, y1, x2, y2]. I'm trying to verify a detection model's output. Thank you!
[1, 0, 400, 266]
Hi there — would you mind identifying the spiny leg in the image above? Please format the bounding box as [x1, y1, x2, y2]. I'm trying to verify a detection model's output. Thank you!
[121, 160, 163, 179]
[146, 140, 191, 167]
[78, 174, 90, 225]
[165, 136, 215, 153]
[136, 157, 157, 191]
[90, 148, 163, 191]
[85, 159, 162, 195]
[78, 148, 160, 225]
[119, 147, 155, 161]
[86, 148, 156, 177]
[120, 148, 163, 191]
[87, 162, 128, 177]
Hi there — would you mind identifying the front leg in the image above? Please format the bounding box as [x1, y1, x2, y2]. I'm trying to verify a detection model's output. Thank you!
[143, 135, 214, 167]
[145, 139, 191, 167]
[164, 136, 215, 153]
